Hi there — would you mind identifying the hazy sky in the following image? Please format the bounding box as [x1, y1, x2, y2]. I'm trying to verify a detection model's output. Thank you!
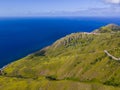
[0, 0, 120, 17]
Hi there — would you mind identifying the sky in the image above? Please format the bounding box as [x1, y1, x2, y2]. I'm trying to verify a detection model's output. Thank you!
[0, 0, 120, 17]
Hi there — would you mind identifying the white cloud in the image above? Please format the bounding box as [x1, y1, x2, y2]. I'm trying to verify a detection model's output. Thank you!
[105, 0, 120, 4]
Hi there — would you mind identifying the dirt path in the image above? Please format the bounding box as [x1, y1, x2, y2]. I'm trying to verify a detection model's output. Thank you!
[104, 50, 120, 61]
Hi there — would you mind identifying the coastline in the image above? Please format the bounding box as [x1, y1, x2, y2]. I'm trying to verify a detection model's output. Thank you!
[0, 63, 10, 75]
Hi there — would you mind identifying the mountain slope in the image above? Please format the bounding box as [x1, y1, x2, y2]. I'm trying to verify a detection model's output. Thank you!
[0, 24, 120, 90]
[93, 24, 120, 33]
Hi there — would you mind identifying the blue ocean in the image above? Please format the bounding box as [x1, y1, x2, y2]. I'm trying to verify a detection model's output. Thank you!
[0, 17, 120, 68]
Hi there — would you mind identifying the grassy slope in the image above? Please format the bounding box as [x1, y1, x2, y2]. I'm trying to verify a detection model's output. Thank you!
[0, 25, 120, 90]
[1, 76, 120, 90]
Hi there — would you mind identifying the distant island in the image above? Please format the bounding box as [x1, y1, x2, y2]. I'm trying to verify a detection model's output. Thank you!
[0, 24, 120, 90]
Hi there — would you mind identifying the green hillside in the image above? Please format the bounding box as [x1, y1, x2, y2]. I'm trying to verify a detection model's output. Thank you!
[0, 24, 120, 90]
[93, 24, 120, 33]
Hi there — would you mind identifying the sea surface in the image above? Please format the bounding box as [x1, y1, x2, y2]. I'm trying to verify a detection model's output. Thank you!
[0, 17, 120, 68]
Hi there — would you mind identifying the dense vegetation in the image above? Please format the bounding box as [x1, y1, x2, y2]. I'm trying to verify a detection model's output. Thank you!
[0, 24, 120, 90]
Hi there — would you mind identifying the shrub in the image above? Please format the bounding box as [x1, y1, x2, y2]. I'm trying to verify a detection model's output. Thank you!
[45, 75, 57, 80]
